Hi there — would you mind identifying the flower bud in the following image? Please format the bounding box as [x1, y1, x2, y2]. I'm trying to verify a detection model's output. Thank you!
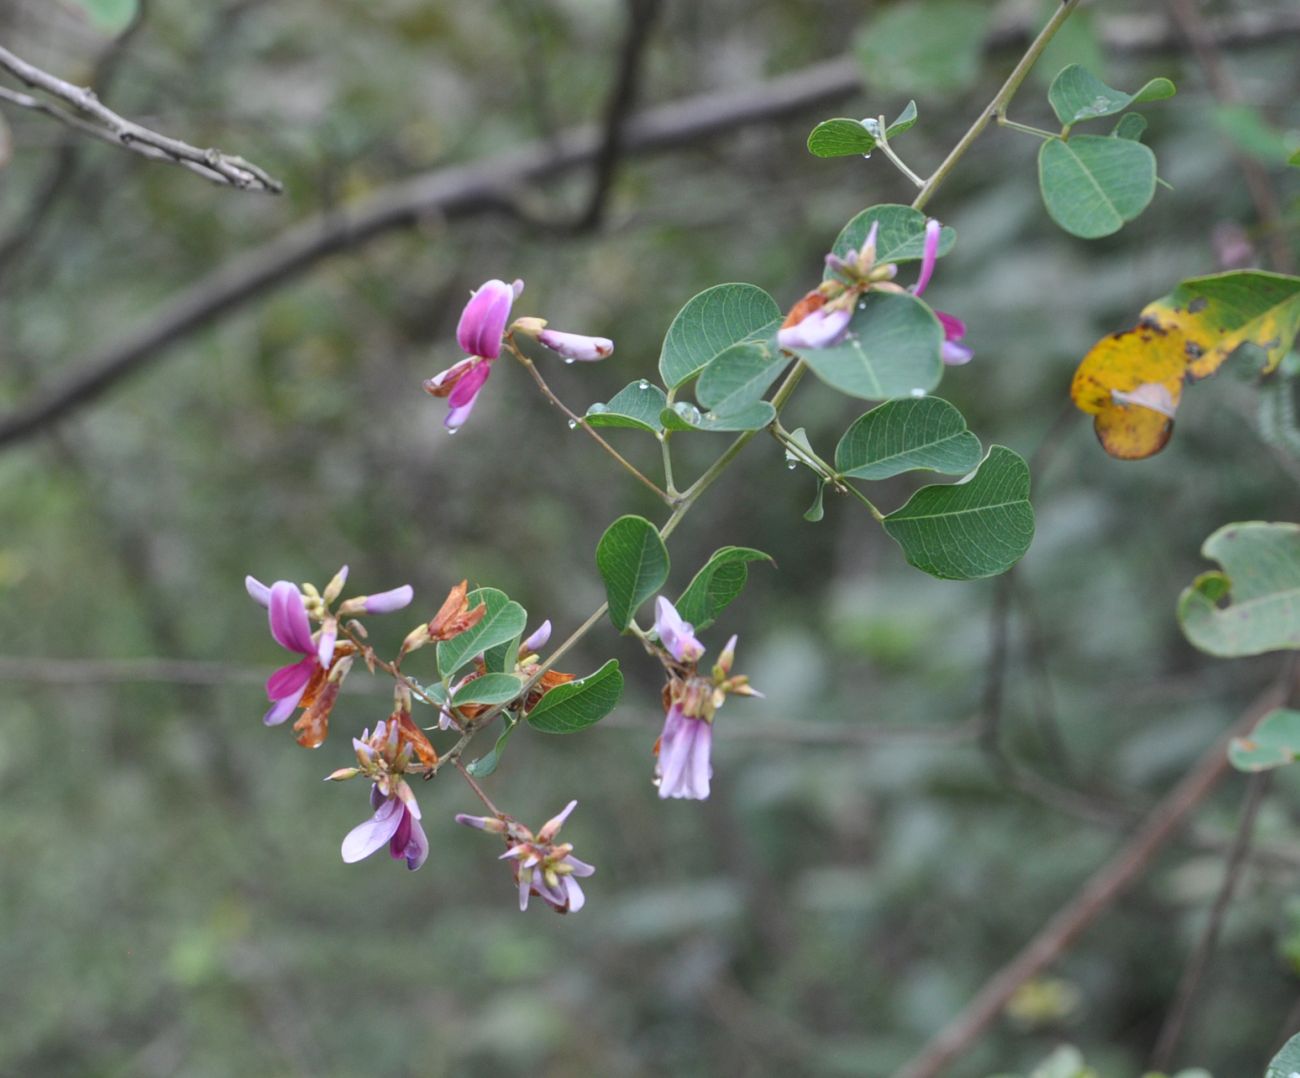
[322, 565, 349, 606]
[537, 329, 614, 362]
[325, 767, 360, 782]
[510, 316, 548, 338]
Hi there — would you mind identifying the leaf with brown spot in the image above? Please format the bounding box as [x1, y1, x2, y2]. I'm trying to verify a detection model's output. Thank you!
[1071, 270, 1300, 459]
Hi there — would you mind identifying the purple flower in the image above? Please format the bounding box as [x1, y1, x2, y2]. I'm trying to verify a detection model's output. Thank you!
[261, 581, 321, 726]
[537, 329, 614, 362]
[457, 278, 521, 360]
[655, 702, 713, 800]
[342, 782, 429, 871]
[521, 619, 552, 654]
[424, 357, 493, 430]
[653, 596, 705, 664]
[912, 218, 974, 366]
[457, 799, 595, 913]
[777, 306, 852, 351]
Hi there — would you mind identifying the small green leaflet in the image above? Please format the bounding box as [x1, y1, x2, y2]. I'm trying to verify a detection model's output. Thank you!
[1111, 113, 1147, 142]
[695, 341, 791, 417]
[1266, 1032, 1300, 1078]
[465, 718, 519, 778]
[834, 397, 982, 480]
[675, 546, 773, 631]
[658, 283, 782, 389]
[453, 673, 525, 707]
[806, 101, 918, 159]
[526, 659, 624, 734]
[1228, 709, 1300, 773]
[804, 480, 827, 522]
[596, 515, 669, 631]
[1047, 64, 1175, 127]
[586, 381, 668, 434]
[1038, 135, 1156, 239]
[1178, 522, 1300, 657]
[660, 400, 776, 433]
[436, 588, 528, 679]
[790, 292, 943, 401]
[882, 446, 1034, 580]
[825, 204, 955, 276]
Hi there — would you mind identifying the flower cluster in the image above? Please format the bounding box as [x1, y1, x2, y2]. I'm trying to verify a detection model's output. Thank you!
[651, 597, 760, 800]
[457, 800, 594, 913]
[331, 719, 429, 871]
[778, 217, 972, 365]
[424, 278, 614, 430]
[246, 566, 412, 746]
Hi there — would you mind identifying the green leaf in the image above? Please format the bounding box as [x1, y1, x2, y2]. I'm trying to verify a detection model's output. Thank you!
[72, 0, 139, 32]
[465, 718, 519, 778]
[585, 381, 668, 433]
[834, 397, 983, 480]
[658, 283, 782, 389]
[675, 546, 774, 631]
[482, 631, 522, 674]
[436, 588, 528, 679]
[1038, 135, 1156, 239]
[660, 400, 776, 433]
[596, 515, 670, 631]
[789, 292, 943, 401]
[526, 659, 624, 734]
[825, 204, 955, 277]
[1047, 64, 1175, 127]
[696, 340, 791, 415]
[882, 446, 1035, 580]
[1178, 522, 1300, 657]
[855, 1, 991, 96]
[804, 480, 827, 523]
[1228, 709, 1300, 773]
[453, 673, 525, 707]
[1112, 113, 1147, 141]
[1267, 1032, 1300, 1078]
[806, 102, 918, 159]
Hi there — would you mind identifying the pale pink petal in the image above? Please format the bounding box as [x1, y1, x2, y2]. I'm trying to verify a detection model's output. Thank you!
[777, 307, 851, 351]
[562, 875, 586, 913]
[537, 329, 614, 361]
[521, 619, 552, 653]
[245, 575, 271, 607]
[263, 688, 304, 726]
[653, 596, 705, 663]
[341, 797, 404, 863]
[364, 585, 414, 615]
[316, 619, 337, 668]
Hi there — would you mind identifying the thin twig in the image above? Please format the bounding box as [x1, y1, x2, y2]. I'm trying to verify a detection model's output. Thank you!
[0, 44, 281, 192]
[1149, 772, 1272, 1072]
[893, 665, 1294, 1078]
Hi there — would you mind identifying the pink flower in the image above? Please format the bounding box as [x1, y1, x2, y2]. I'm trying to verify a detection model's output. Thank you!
[457, 278, 521, 360]
[655, 702, 713, 800]
[652, 596, 705, 664]
[456, 799, 595, 913]
[259, 581, 321, 726]
[423, 357, 493, 430]
[342, 783, 429, 871]
[912, 219, 973, 366]
[537, 329, 614, 362]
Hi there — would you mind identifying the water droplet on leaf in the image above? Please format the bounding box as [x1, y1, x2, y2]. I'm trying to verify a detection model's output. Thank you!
[637, 379, 650, 389]
[564, 357, 575, 365]
[567, 419, 578, 429]
[910, 388, 925, 398]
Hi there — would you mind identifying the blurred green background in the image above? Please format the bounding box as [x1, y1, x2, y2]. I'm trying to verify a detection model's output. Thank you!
[2, 1, 1299, 1075]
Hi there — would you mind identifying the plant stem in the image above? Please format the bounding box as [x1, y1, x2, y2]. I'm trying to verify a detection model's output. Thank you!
[912, 0, 1081, 212]
[875, 117, 925, 187]
[505, 336, 672, 504]
[455, 759, 504, 816]
[996, 116, 1056, 140]
[660, 434, 678, 495]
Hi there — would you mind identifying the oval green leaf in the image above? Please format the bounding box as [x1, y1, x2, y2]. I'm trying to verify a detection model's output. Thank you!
[1038, 135, 1156, 239]
[825, 204, 955, 277]
[658, 283, 782, 389]
[696, 340, 791, 415]
[586, 381, 668, 434]
[1268, 1033, 1300, 1078]
[675, 546, 774, 631]
[790, 292, 943, 401]
[526, 659, 624, 734]
[453, 672, 526, 707]
[660, 400, 776, 433]
[834, 397, 983, 480]
[882, 445, 1035, 580]
[1048, 64, 1175, 127]
[465, 717, 519, 778]
[597, 515, 670, 631]
[806, 102, 917, 159]
[436, 588, 528, 679]
[1178, 522, 1300, 657]
[1112, 113, 1147, 141]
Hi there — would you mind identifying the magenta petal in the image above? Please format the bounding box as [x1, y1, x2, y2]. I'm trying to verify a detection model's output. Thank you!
[269, 581, 314, 655]
[341, 797, 403, 863]
[456, 279, 515, 359]
[935, 310, 966, 340]
[404, 814, 429, 870]
[263, 687, 305, 726]
[266, 655, 315, 701]
[447, 360, 491, 409]
[388, 807, 413, 860]
[912, 218, 941, 297]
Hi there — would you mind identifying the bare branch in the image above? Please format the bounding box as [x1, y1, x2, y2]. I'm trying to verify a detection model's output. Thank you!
[0, 43, 281, 193]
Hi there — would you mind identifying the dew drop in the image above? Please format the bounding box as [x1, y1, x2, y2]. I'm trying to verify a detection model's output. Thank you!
[857, 301, 866, 310]
[588, 403, 608, 414]
[446, 427, 458, 436]
[564, 357, 576, 365]
[909, 388, 926, 398]
[786, 459, 798, 471]
[637, 379, 650, 389]
[861, 152, 872, 161]
[861, 118, 881, 137]
[567, 419, 578, 429]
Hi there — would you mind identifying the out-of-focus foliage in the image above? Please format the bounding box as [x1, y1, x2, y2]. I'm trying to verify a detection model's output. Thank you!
[2, 1, 1300, 1076]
